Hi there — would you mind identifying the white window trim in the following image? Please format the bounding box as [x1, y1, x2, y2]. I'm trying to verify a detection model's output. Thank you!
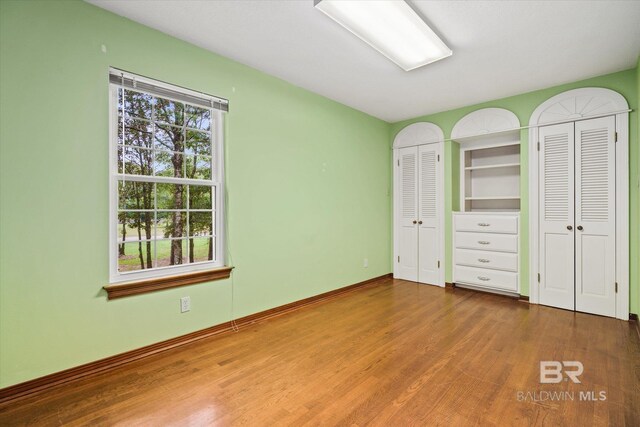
[108, 75, 226, 284]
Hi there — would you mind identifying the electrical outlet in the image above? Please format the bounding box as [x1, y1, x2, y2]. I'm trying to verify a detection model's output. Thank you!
[363, 258, 369, 268]
[180, 296, 190, 313]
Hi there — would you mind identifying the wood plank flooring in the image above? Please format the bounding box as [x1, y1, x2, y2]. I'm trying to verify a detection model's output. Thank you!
[1, 278, 639, 426]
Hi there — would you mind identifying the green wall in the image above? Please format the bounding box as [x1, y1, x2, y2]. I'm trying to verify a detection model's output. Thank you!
[0, 1, 392, 387]
[391, 69, 639, 314]
[1, 0, 637, 391]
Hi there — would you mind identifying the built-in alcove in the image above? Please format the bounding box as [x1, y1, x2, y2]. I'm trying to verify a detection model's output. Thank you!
[451, 109, 522, 213]
[451, 108, 522, 296]
[462, 141, 520, 212]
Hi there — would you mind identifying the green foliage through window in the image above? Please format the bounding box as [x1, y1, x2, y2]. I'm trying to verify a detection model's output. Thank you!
[115, 88, 216, 273]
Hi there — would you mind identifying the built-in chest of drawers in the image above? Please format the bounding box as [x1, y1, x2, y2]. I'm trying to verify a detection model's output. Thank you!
[453, 212, 520, 295]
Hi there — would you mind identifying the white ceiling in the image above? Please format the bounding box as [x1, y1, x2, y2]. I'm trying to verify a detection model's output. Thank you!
[88, 0, 640, 123]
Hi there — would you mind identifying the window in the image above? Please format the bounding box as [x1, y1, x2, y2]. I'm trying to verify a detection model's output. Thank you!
[108, 69, 228, 285]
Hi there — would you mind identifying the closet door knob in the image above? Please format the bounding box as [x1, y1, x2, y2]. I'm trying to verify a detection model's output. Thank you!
[418, 220, 423, 224]
[577, 225, 583, 231]
[413, 220, 417, 224]
[567, 225, 573, 231]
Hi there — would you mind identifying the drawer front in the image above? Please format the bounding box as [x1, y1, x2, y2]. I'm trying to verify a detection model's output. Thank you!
[455, 232, 518, 253]
[455, 215, 518, 234]
[455, 249, 518, 272]
[455, 265, 518, 292]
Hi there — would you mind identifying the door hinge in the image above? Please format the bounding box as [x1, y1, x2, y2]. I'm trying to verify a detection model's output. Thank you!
[537, 141, 540, 151]
[615, 282, 618, 293]
[437, 260, 440, 268]
[437, 154, 440, 162]
[614, 132, 618, 143]
[537, 273, 541, 283]
[397, 256, 400, 263]
[397, 159, 400, 166]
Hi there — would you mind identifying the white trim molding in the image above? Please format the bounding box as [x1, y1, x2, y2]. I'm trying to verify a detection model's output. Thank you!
[393, 121, 444, 149]
[393, 122, 446, 287]
[528, 87, 629, 320]
[451, 107, 520, 140]
[529, 88, 628, 126]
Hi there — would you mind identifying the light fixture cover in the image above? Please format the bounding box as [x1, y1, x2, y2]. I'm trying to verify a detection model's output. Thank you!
[315, 0, 452, 71]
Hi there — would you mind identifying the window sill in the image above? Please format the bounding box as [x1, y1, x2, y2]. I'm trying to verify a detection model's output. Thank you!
[103, 266, 233, 300]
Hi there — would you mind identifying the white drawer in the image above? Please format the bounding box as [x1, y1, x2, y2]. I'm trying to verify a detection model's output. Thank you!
[455, 249, 518, 272]
[454, 265, 518, 292]
[455, 214, 518, 234]
[455, 232, 518, 253]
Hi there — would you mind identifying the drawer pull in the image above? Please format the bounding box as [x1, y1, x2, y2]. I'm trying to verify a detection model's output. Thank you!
[477, 223, 491, 227]
[478, 241, 491, 245]
[477, 276, 491, 281]
[478, 258, 490, 263]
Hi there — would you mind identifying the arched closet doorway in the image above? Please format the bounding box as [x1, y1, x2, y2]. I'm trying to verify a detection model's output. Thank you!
[528, 88, 630, 319]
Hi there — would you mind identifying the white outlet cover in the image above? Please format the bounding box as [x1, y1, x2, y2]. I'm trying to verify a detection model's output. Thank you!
[180, 296, 190, 313]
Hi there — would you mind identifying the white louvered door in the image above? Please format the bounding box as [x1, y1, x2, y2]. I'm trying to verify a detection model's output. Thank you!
[538, 117, 616, 317]
[539, 123, 575, 310]
[396, 147, 419, 282]
[574, 117, 616, 316]
[418, 144, 441, 285]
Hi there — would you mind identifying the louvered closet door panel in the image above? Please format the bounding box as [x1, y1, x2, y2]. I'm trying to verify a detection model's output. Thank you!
[396, 147, 418, 282]
[538, 123, 575, 310]
[575, 116, 616, 317]
[418, 143, 441, 285]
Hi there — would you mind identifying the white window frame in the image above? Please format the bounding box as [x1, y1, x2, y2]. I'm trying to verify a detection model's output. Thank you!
[108, 71, 226, 284]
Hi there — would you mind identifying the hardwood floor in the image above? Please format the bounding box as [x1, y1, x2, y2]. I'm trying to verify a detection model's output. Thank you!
[1, 278, 639, 426]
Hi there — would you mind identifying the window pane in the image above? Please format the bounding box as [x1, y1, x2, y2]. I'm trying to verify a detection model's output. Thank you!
[118, 211, 155, 242]
[185, 130, 211, 156]
[155, 151, 183, 178]
[185, 105, 211, 131]
[117, 114, 124, 145]
[189, 185, 213, 210]
[121, 146, 153, 176]
[118, 89, 123, 114]
[157, 211, 187, 238]
[189, 212, 213, 237]
[156, 183, 186, 209]
[155, 124, 184, 152]
[155, 97, 184, 126]
[190, 237, 214, 263]
[118, 240, 155, 272]
[117, 146, 123, 173]
[118, 181, 154, 210]
[156, 239, 188, 267]
[124, 118, 153, 148]
[123, 90, 153, 120]
[186, 155, 212, 180]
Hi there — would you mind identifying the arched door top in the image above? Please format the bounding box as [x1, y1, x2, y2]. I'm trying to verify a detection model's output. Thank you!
[393, 122, 444, 149]
[529, 87, 628, 126]
[451, 108, 520, 140]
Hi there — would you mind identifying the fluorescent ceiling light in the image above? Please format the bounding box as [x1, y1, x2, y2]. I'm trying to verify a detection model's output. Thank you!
[314, 0, 452, 71]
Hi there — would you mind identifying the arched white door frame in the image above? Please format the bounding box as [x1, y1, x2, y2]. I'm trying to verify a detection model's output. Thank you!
[393, 122, 445, 287]
[528, 87, 630, 320]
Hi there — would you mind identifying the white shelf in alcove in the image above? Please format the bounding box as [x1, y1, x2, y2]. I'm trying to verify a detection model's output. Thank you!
[465, 162, 521, 171]
[465, 196, 520, 201]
